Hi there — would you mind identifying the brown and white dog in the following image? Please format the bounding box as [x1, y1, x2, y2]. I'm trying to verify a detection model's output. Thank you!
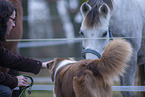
[47, 39, 133, 97]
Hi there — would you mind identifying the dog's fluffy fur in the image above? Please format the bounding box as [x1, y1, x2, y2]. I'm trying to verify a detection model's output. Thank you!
[47, 38, 133, 97]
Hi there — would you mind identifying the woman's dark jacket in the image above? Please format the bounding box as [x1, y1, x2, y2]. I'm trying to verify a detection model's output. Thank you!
[0, 44, 42, 89]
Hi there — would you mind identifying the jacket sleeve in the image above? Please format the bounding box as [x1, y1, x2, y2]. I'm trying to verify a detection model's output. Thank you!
[0, 71, 18, 89]
[0, 44, 42, 75]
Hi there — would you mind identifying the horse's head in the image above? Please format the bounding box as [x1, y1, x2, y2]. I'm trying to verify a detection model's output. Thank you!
[80, 0, 113, 59]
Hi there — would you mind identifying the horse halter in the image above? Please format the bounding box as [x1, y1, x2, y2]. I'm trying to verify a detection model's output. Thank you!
[81, 25, 113, 59]
[82, 48, 102, 59]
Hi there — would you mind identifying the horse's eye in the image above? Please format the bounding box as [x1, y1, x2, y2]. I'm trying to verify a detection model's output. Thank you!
[102, 31, 107, 37]
[79, 30, 84, 36]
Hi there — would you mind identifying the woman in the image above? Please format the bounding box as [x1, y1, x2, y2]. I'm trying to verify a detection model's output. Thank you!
[0, 1, 49, 97]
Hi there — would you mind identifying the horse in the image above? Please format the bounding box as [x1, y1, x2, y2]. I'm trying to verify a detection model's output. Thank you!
[79, 0, 145, 97]
[0, 0, 23, 75]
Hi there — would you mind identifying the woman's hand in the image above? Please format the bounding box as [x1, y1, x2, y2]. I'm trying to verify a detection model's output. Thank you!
[17, 75, 27, 87]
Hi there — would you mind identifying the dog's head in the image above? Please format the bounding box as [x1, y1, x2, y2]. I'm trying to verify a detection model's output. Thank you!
[47, 58, 76, 81]
[46, 58, 64, 81]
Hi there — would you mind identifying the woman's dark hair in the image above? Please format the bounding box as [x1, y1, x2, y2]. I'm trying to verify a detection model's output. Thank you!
[0, 0, 15, 42]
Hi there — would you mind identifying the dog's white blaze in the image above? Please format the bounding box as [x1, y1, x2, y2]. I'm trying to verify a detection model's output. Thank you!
[53, 90, 56, 97]
[54, 60, 76, 83]
[53, 60, 76, 96]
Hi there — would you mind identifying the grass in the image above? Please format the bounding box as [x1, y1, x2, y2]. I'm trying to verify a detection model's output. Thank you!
[24, 90, 125, 97]
[25, 90, 53, 97]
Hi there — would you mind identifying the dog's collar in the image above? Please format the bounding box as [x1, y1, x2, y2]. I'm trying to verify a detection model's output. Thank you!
[53, 60, 76, 83]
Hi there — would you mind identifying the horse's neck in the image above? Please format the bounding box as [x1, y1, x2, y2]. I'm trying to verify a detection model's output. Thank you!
[136, 0, 145, 18]
[113, 0, 145, 18]
[112, 0, 135, 11]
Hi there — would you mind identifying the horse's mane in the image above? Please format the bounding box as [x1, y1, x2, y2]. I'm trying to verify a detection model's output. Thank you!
[85, 0, 113, 28]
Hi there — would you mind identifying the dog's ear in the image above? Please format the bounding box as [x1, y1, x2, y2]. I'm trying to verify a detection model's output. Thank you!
[47, 60, 55, 70]
[48, 58, 65, 70]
